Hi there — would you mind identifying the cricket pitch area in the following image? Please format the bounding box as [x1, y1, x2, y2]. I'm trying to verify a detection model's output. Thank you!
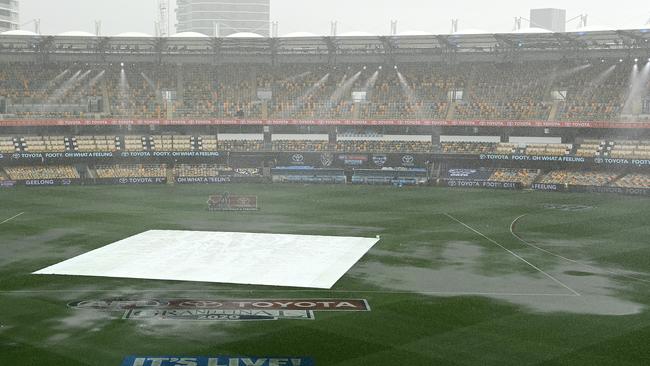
[34, 230, 379, 289]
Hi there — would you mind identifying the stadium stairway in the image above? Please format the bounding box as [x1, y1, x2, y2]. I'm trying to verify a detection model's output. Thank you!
[606, 172, 628, 187]
[446, 101, 456, 120]
[85, 166, 97, 179]
[548, 100, 561, 121]
[530, 171, 547, 186]
[166, 166, 174, 184]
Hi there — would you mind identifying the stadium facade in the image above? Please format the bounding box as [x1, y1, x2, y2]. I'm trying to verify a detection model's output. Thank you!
[176, 0, 270, 37]
[0, 0, 18, 32]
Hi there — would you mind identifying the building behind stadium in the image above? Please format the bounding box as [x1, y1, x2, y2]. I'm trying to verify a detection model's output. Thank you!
[176, 0, 270, 37]
[0, 0, 18, 32]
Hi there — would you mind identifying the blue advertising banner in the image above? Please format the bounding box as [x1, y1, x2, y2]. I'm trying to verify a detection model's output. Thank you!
[443, 180, 522, 190]
[475, 154, 650, 167]
[0, 152, 114, 161]
[444, 168, 494, 181]
[120, 356, 314, 366]
[175, 176, 264, 184]
[530, 183, 566, 192]
[593, 157, 650, 167]
[0, 180, 16, 188]
[572, 185, 650, 196]
[478, 154, 586, 163]
[532, 183, 650, 196]
[20, 179, 80, 187]
[95, 177, 167, 185]
[175, 176, 234, 184]
[119, 151, 220, 158]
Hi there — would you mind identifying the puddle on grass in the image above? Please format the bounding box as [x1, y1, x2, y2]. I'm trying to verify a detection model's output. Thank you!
[0, 229, 88, 268]
[353, 241, 644, 316]
[15, 285, 261, 342]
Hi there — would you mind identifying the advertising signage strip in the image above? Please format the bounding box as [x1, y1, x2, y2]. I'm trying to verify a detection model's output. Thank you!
[1, 119, 650, 129]
[120, 356, 314, 366]
[531, 184, 650, 196]
[70, 299, 370, 311]
[0, 151, 221, 162]
[443, 180, 522, 190]
[477, 154, 650, 167]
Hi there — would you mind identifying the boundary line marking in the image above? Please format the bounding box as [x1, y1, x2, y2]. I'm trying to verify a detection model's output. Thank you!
[510, 214, 650, 284]
[0, 212, 24, 225]
[444, 213, 581, 296]
[0, 289, 578, 297]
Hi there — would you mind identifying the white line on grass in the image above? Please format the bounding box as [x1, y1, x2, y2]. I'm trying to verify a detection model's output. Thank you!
[0, 289, 578, 297]
[444, 213, 581, 296]
[0, 212, 24, 225]
[510, 214, 650, 284]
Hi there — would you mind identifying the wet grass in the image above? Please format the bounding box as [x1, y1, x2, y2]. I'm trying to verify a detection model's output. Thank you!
[0, 184, 649, 365]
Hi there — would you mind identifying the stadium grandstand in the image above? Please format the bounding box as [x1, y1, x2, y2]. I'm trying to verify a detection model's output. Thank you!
[2, 4, 650, 364]
[0, 29, 649, 192]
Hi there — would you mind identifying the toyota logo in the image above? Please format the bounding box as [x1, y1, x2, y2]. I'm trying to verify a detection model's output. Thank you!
[402, 155, 415, 164]
[292, 154, 305, 163]
[119, 178, 128, 184]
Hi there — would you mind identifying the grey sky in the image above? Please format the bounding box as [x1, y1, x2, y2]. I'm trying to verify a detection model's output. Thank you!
[18, 0, 650, 36]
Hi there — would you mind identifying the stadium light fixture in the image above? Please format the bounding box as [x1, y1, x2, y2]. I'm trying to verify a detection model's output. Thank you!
[619, 59, 624, 63]
[394, 65, 398, 70]
[635, 58, 639, 63]
[378, 66, 382, 70]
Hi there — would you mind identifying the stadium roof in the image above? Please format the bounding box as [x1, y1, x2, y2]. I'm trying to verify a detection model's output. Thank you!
[170, 32, 210, 38]
[1, 28, 648, 64]
[114, 32, 154, 38]
[1, 30, 38, 36]
[509, 27, 552, 34]
[339, 31, 377, 37]
[57, 31, 96, 37]
[570, 26, 610, 33]
[282, 32, 320, 38]
[226, 32, 265, 38]
[397, 30, 434, 36]
[452, 28, 489, 35]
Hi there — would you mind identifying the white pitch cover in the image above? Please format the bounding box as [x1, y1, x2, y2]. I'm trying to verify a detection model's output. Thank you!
[33, 230, 379, 289]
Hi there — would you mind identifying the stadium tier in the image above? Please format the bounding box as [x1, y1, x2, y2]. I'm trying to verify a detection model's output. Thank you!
[489, 169, 540, 186]
[0, 60, 648, 122]
[537, 170, 617, 186]
[4, 165, 79, 180]
[174, 164, 224, 177]
[94, 164, 167, 178]
[613, 173, 650, 188]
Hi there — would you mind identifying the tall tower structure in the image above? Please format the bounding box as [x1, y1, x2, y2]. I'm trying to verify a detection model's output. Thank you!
[156, 0, 170, 37]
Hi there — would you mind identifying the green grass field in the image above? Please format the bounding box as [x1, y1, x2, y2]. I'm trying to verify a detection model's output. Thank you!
[1, 184, 650, 365]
